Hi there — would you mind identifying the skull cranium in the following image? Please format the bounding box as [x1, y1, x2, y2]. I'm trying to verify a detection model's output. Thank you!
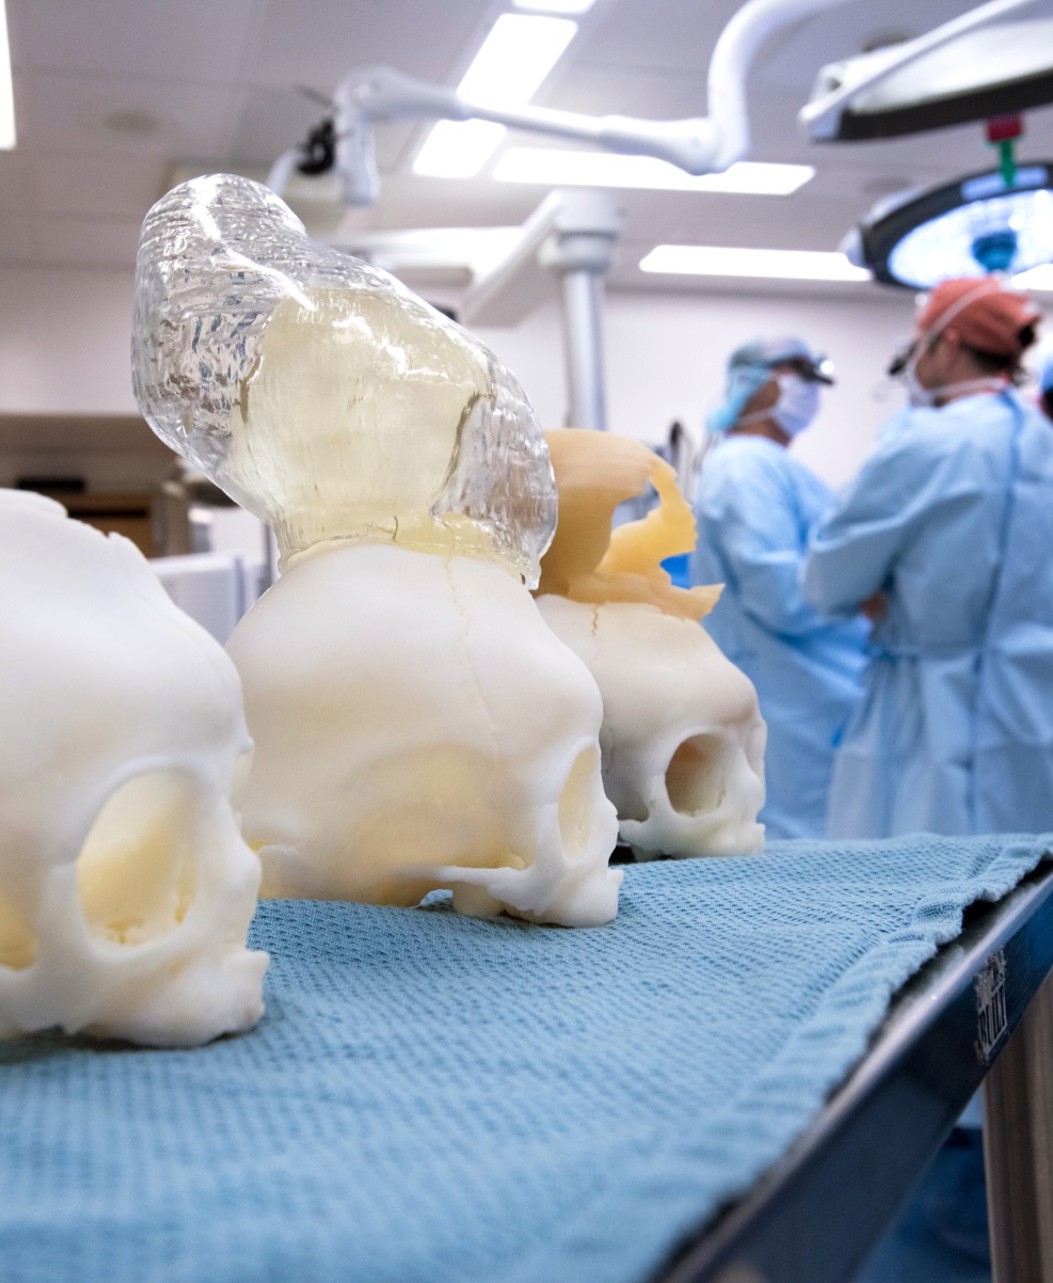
[0, 490, 267, 1046]
[228, 543, 622, 926]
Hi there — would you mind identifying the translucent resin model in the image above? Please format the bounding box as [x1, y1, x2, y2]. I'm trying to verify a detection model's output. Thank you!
[536, 430, 767, 859]
[133, 175, 620, 926]
[0, 490, 267, 1046]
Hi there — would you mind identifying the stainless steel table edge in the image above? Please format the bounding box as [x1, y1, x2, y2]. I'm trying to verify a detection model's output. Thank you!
[653, 855, 1053, 1283]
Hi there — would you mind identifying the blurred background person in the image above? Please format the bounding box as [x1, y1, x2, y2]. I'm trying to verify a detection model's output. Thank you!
[804, 276, 1052, 841]
[691, 338, 870, 840]
[1038, 347, 1053, 421]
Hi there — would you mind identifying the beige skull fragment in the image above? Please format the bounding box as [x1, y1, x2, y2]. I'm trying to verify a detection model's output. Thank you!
[0, 490, 267, 1046]
[535, 430, 766, 860]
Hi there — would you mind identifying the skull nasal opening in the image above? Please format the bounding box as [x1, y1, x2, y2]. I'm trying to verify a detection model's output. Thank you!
[666, 735, 725, 816]
[76, 771, 200, 947]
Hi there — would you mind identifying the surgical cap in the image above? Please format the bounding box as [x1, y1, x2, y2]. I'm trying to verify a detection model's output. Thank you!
[916, 277, 1041, 360]
[706, 336, 831, 435]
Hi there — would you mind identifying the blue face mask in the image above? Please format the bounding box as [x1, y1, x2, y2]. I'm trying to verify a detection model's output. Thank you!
[770, 373, 820, 438]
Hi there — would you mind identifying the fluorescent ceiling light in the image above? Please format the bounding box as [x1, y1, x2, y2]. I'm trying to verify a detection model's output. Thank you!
[414, 14, 577, 179]
[414, 120, 507, 178]
[458, 14, 576, 108]
[494, 149, 814, 194]
[640, 245, 872, 282]
[0, 0, 15, 150]
[514, 0, 596, 12]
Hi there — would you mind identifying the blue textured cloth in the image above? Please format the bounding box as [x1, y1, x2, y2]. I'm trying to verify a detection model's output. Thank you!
[1, 834, 1049, 1283]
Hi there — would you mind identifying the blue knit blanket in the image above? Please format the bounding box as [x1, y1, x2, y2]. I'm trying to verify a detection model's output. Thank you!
[1, 833, 1048, 1283]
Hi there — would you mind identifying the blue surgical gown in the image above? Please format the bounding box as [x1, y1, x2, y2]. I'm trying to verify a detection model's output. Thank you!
[804, 389, 1053, 838]
[692, 436, 869, 839]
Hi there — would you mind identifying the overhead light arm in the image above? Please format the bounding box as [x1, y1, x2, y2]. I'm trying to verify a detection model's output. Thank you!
[326, 0, 851, 207]
[801, 0, 1038, 141]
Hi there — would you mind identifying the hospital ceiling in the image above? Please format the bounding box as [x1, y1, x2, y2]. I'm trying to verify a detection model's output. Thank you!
[2, 0, 1053, 304]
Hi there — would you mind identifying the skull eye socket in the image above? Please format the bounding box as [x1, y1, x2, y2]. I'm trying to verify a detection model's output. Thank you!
[665, 735, 725, 816]
[558, 747, 602, 862]
[0, 893, 36, 970]
[76, 772, 199, 947]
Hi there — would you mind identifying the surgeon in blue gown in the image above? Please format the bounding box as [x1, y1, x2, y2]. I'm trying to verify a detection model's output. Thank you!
[820, 278, 1048, 1283]
[691, 338, 869, 839]
[803, 276, 1053, 841]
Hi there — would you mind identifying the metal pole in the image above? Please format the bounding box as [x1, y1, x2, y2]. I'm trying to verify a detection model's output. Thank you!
[538, 189, 621, 432]
[559, 264, 607, 430]
[983, 969, 1053, 1283]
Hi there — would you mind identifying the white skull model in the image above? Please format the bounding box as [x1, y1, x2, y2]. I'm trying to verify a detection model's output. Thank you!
[227, 543, 619, 925]
[132, 175, 621, 927]
[0, 490, 267, 1046]
[535, 430, 766, 860]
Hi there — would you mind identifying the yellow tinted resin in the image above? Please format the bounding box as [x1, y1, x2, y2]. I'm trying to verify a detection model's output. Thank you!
[537, 429, 721, 621]
[232, 286, 496, 564]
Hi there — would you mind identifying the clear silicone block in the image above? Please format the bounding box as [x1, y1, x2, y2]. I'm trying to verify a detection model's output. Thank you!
[132, 174, 557, 583]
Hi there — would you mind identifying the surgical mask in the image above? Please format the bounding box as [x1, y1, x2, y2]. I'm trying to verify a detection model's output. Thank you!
[903, 338, 1008, 408]
[770, 373, 820, 437]
[903, 345, 933, 408]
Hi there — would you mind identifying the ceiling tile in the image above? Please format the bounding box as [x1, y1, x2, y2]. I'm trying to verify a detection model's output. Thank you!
[12, 0, 264, 83]
[18, 71, 241, 158]
[28, 151, 170, 218]
[228, 86, 333, 167]
[0, 215, 40, 263]
[578, 0, 738, 77]
[243, 0, 493, 92]
[32, 215, 144, 268]
[0, 148, 31, 211]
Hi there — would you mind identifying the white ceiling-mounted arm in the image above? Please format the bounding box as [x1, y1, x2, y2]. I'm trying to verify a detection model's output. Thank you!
[328, 0, 851, 207]
[800, 0, 1038, 140]
[704, 0, 848, 169]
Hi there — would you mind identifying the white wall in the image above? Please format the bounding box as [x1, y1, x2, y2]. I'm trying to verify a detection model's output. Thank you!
[0, 263, 934, 492]
[0, 267, 140, 416]
[474, 287, 920, 490]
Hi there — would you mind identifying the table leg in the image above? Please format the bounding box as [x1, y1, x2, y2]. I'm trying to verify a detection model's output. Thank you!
[983, 969, 1053, 1283]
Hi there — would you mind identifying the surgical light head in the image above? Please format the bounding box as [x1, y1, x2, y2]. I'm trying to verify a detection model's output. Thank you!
[706, 336, 833, 435]
[847, 164, 1053, 290]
